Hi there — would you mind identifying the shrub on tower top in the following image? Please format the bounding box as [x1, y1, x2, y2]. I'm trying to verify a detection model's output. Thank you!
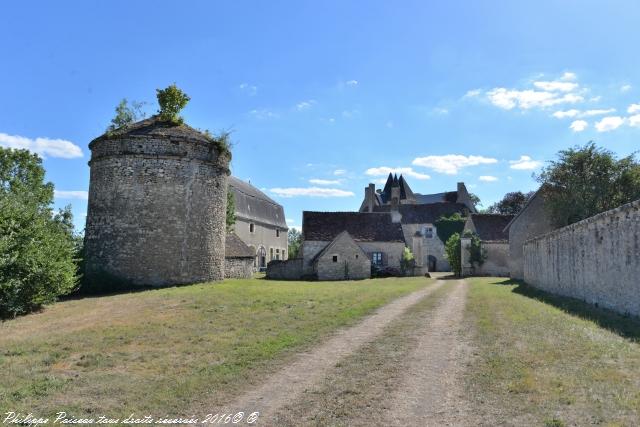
[156, 84, 190, 124]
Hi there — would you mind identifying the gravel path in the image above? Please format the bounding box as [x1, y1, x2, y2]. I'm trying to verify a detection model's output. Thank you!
[383, 279, 473, 426]
[221, 280, 444, 424]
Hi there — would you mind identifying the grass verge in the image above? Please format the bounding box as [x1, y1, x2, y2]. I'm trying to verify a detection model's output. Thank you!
[464, 277, 640, 426]
[0, 276, 429, 418]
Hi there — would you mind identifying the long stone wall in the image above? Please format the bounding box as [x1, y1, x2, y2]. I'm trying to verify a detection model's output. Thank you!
[266, 259, 303, 280]
[523, 199, 640, 316]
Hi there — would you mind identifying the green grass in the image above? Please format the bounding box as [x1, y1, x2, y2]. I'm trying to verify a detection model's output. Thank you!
[465, 277, 640, 426]
[0, 276, 430, 417]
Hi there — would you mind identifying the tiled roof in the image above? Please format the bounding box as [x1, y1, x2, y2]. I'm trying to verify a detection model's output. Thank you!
[373, 202, 468, 224]
[228, 176, 288, 228]
[467, 214, 515, 242]
[225, 233, 255, 258]
[302, 211, 405, 243]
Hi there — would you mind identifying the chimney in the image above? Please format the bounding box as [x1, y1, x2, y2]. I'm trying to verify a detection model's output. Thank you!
[364, 183, 375, 212]
[391, 185, 400, 208]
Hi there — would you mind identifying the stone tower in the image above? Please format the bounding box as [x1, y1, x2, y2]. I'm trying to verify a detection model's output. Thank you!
[84, 116, 230, 287]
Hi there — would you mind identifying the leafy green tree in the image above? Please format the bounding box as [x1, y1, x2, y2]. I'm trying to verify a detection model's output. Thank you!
[0, 148, 78, 318]
[444, 232, 462, 277]
[400, 246, 415, 274]
[226, 191, 236, 232]
[469, 192, 481, 208]
[487, 191, 534, 215]
[107, 98, 146, 131]
[288, 228, 302, 259]
[156, 84, 190, 124]
[537, 142, 640, 226]
[463, 230, 486, 266]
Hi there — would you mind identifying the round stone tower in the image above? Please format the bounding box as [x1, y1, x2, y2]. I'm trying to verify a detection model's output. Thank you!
[84, 116, 230, 288]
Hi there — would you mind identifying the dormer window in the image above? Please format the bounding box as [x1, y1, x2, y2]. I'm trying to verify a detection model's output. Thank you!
[250, 223, 255, 233]
[276, 229, 280, 237]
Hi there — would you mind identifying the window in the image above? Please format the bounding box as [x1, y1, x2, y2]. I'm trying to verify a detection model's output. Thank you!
[270, 248, 274, 260]
[250, 223, 255, 233]
[424, 226, 433, 238]
[355, 254, 359, 259]
[276, 229, 280, 237]
[371, 252, 383, 266]
[332, 255, 338, 263]
[282, 250, 286, 259]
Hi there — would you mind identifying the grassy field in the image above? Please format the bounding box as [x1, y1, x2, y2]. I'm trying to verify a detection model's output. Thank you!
[0, 276, 430, 418]
[464, 277, 640, 426]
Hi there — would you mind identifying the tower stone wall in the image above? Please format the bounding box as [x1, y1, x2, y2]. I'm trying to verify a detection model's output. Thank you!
[84, 118, 230, 287]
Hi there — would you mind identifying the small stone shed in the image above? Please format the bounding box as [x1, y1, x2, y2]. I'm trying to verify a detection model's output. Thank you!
[224, 233, 255, 279]
[462, 213, 514, 277]
[310, 231, 371, 280]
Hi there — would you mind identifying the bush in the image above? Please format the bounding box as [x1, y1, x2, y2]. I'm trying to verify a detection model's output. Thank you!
[156, 84, 190, 124]
[444, 233, 462, 277]
[0, 148, 78, 317]
[400, 246, 415, 275]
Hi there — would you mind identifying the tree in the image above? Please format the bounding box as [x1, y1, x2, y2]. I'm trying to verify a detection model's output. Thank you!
[400, 246, 415, 275]
[487, 191, 534, 215]
[0, 148, 78, 318]
[288, 228, 302, 259]
[156, 84, 190, 124]
[469, 192, 481, 208]
[537, 142, 640, 226]
[107, 98, 146, 131]
[226, 191, 236, 232]
[444, 233, 462, 277]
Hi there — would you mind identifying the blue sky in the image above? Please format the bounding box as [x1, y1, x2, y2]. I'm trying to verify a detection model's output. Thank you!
[1, 1, 639, 231]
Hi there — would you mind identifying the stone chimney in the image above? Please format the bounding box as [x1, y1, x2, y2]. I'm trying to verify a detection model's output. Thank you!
[364, 183, 376, 212]
[391, 185, 400, 207]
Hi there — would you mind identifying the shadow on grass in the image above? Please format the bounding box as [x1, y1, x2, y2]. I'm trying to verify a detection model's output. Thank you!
[489, 278, 640, 342]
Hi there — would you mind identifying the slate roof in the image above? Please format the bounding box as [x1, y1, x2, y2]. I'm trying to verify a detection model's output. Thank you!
[225, 233, 255, 258]
[414, 191, 459, 204]
[228, 176, 288, 228]
[311, 231, 368, 264]
[378, 173, 417, 204]
[467, 214, 514, 242]
[373, 202, 468, 224]
[302, 211, 405, 243]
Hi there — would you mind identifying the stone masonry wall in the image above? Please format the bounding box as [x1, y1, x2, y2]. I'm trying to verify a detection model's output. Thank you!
[316, 236, 371, 281]
[224, 258, 254, 279]
[85, 132, 229, 287]
[524, 199, 640, 317]
[266, 259, 304, 280]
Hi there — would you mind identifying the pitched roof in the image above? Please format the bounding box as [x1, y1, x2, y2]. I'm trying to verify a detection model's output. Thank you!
[414, 191, 458, 204]
[467, 214, 514, 242]
[373, 202, 468, 224]
[311, 231, 368, 264]
[90, 115, 214, 145]
[225, 233, 255, 258]
[302, 211, 405, 243]
[503, 188, 543, 232]
[228, 176, 288, 228]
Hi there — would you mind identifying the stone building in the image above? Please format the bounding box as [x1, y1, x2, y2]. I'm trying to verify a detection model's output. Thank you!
[462, 214, 514, 277]
[224, 233, 255, 279]
[301, 211, 406, 279]
[228, 176, 288, 271]
[503, 188, 557, 280]
[84, 116, 230, 287]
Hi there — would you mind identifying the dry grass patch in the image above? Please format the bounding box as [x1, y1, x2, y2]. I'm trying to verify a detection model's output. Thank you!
[464, 277, 640, 426]
[0, 277, 430, 418]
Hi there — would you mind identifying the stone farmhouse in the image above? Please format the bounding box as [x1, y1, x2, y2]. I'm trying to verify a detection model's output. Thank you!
[268, 174, 479, 280]
[461, 213, 514, 277]
[228, 176, 289, 271]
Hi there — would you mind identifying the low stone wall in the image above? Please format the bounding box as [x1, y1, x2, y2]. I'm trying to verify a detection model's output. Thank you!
[461, 240, 510, 277]
[224, 257, 253, 279]
[266, 258, 303, 280]
[524, 199, 640, 317]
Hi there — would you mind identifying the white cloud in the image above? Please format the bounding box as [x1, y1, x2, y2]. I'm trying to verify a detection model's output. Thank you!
[509, 155, 542, 170]
[621, 84, 632, 92]
[333, 169, 347, 176]
[589, 96, 602, 102]
[553, 108, 616, 119]
[595, 116, 625, 132]
[0, 133, 83, 159]
[570, 120, 588, 132]
[533, 80, 579, 92]
[628, 114, 640, 127]
[486, 88, 584, 110]
[341, 109, 359, 118]
[412, 155, 497, 175]
[432, 107, 449, 115]
[479, 175, 498, 182]
[54, 190, 88, 200]
[286, 218, 295, 223]
[552, 109, 580, 119]
[365, 166, 431, 180]
[627, 103, 640, 114]
[464, 89, 482, 98]
[309, 178, 341, 185]
[561, 72, 577, 81]
[239, 83, 257, 96]
[270, 187, 354, 198]
[346, 80, 358, 86]
[296, 99, 317, 111]
[249, 109, 279, 119]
